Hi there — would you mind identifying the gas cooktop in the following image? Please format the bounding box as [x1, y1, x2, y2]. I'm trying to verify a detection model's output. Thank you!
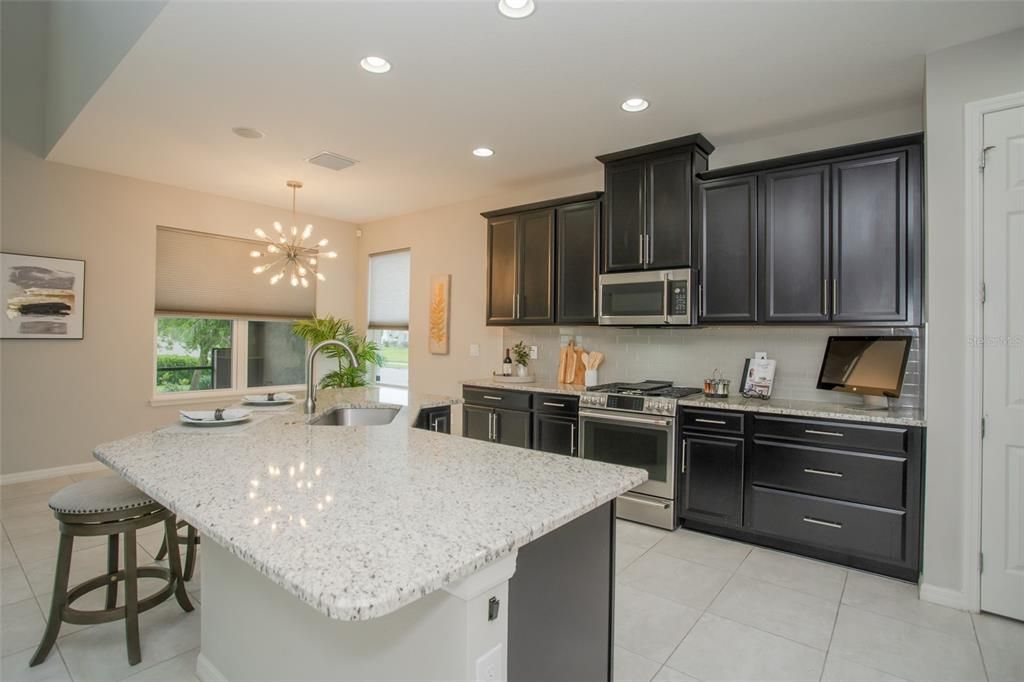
[586, 380, 702, 399]
[580, 380, 702, 415]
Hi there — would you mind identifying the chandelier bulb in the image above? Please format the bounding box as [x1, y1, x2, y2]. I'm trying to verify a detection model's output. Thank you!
[326, 251, 338, 259]
[308, 257, 317, 265]
[273, 221, 283, 233]
[291, 225, 298, 237]
[279, 236, 287, 244]
[254, 228, 267, 239]
[316, 272, 326, 282]
[290, 275, 299, 287]
[298, 266, 307, 276]
[267, 244, 279, 253]
[317, 238, 328, 247]
[250, 250, 262, 258]
[301, 277, 309, 288]
[301, 225, 313, 240]
[253, 265, 266, 274]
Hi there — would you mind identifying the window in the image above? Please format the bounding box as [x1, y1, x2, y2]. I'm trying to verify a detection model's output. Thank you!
[155, 315, 306, 396]
[368, 250, 410, 388]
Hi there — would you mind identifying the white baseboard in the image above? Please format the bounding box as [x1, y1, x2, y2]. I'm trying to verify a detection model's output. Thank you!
[919, 582, 973, 611]
[0, 461, 106, 486]
[196, 652, 227, 682]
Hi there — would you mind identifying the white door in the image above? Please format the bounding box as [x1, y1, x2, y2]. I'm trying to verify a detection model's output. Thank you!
[981, 103, 1024, 620]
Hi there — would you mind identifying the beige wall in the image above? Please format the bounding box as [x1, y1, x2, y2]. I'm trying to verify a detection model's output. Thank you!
[0, 136, 358, 476]
[920, 28, 1024, 601]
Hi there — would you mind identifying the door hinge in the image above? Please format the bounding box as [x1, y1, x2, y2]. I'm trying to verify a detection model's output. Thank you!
[981, 282, 987, 305]
[981, 417, 986, 439]
[979, 145, 996, 170]
[980, 551, 984, 573]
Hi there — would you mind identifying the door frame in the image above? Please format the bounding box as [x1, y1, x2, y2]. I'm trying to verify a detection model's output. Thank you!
[962, 90, 1024, 613]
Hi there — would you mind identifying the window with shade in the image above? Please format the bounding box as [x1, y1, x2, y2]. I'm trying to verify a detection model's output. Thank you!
[153, 227, 312, 396]
[367, 249, 410, 388]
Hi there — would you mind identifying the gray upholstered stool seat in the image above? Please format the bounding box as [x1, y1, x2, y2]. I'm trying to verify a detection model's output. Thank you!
[48, 476, 157, 515]
[30, 476, 193, 669]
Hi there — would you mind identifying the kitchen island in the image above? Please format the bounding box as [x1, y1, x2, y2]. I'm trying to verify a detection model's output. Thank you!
[94, 388, 645, 682]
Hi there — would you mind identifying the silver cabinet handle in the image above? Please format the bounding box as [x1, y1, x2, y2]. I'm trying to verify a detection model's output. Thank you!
[646, 233, 653, 265]
[639, 234, 646, 265]
[696, 418, 727, 425]
[804, 468, 843, 478]
[431, 420, 439, 432]
[803, 516, 843, 529]
[542, 401, 565, 408]
[698, 284, 705, 317]
[681, 439, 686, 473]
[488, 413, 495, 440]
[483, 395, 503, 401]
[492, 412, 499, 441]
[805, 429, 844, 437]
[824, 279, 829, 315]
[832, 278, 838, 315]
[570, 423, 576, 455]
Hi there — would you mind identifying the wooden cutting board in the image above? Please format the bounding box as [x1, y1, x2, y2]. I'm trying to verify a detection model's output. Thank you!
[557, 341, 588, 386]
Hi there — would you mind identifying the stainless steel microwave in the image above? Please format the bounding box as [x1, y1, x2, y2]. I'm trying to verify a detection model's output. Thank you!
[598, 268, 693, 326]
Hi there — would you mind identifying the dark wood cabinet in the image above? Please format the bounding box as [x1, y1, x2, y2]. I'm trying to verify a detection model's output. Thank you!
[495, 408, 532, 448]
[697, 134, 923, 327]
[414, 406, 451, 434]
[760, 165, 830, 322]
[831, 151, 909, 323]
[598, 135, 713, 273]
[681, 433, 744, 528]
[533, 413, 578, 456]
[603, 162, 645, 271]
[698, 176, 758, 323]
[483, 193, 602, 327]
[463, 404, 493, 442]
[556, 200, 600, 324]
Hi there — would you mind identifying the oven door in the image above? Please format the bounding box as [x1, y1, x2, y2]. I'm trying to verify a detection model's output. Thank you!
[578, 409, 676, 499]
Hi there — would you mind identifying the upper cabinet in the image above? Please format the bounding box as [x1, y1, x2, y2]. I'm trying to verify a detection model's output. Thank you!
[698, 176, 758, 323]
[698, 134, 923, 327]
[597, 135, 714, 273]
[483, 193, 602, 327]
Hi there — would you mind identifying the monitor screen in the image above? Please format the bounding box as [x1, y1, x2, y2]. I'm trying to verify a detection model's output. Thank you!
[816, 336, 912, 398]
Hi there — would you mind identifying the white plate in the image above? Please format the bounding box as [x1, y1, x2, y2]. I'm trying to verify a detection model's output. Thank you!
[242, 393, 296, 406]
[179, 409, 252, 426]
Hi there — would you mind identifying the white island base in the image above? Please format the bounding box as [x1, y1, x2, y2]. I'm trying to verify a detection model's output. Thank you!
[196, 539, 517, 682]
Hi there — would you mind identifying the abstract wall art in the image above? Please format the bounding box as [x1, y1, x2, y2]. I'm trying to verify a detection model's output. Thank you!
[1, 252, 85, 339]
[428, 273, 450, 355]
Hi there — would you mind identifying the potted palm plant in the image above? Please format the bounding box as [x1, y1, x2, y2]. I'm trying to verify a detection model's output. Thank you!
[292, 316, 384, 388]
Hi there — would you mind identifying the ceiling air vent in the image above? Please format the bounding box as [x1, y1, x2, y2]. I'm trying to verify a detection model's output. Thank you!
[307, 151, 358, 171]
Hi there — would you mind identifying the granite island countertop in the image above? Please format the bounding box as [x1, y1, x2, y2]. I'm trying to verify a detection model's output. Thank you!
[461, 379, 925, 427]
[93, 387, 646, 621]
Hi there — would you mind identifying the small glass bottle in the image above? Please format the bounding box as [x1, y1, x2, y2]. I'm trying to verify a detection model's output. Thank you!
[503, 348, 513, 376]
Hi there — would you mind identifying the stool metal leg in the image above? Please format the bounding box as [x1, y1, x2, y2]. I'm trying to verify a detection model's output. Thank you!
[163, 517, 195, 613]
[154, 536, 167, 562]
[105, 534, 119, 609]
[123, 529, 141, 666]
[30, 533, 74, 666]
[182, 524, 198, 582]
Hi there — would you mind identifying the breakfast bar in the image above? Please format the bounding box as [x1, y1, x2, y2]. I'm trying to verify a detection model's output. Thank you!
[93, 388, 646, 682]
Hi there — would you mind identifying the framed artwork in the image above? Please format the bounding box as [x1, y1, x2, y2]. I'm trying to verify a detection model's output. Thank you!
[429, 273, 450, 355]
[1, 252, 86, 339]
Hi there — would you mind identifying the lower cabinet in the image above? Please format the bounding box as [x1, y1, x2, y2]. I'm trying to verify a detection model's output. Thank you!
[681, 434, 744, 528]
[462, 387, 579, 455]
[414, 405, 451, 434]
[678, 409, 924, 582]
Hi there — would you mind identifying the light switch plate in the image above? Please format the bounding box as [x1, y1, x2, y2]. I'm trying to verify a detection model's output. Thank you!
[469, 344, 480, 357]
[529, 345, 538, 359]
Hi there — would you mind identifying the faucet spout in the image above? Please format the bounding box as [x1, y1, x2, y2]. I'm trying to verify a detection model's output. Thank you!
[305, 339, 359, 414]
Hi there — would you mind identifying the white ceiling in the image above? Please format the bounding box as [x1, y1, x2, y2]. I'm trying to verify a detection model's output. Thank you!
[48, 1, 1024, 223]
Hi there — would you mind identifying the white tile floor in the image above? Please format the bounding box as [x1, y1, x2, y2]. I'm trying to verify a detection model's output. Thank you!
[1, 472, 1021, 682]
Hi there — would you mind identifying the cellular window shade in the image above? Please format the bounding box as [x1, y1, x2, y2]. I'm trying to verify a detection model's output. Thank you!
[155, 226, 316, 317]
[367, 249, 410, 330]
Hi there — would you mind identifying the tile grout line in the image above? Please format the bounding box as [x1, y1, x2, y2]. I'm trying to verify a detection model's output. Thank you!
[969, 613, 992, 682]
[819, 571, 848, 682]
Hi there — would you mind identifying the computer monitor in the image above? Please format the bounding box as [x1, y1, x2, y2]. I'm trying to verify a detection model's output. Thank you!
[816, 335, 912, 409]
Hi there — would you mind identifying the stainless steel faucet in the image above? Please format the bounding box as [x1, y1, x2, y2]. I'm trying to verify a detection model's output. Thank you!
[304, 339, 359, 414]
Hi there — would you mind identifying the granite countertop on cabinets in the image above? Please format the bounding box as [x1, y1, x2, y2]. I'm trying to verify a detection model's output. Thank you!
[93, 387, 645, 622]
[678, 394, 925, 427]
[460, 379, 588, 396]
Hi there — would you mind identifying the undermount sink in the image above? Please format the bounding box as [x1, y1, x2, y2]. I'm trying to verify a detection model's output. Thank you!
[309, 406, 400, 427]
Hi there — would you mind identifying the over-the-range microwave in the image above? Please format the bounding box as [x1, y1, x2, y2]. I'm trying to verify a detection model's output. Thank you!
[598, 268, 694, 326]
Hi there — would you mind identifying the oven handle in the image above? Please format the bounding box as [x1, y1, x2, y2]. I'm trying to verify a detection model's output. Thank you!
[578, 409, 673, 427]
[619, 492, 671, 510]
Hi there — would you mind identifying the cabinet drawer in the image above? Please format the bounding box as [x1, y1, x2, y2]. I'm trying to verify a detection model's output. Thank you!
[753, 415, 907, 454]
[751, 442, 906, 509]
[534, 393, 579, 417]
[463, 387, 532, 411]
[748, 486, 906, 562]
[681, 409, 744, 435]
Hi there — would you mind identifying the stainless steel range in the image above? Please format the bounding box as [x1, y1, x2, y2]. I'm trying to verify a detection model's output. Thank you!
[578, 381, 701, 529]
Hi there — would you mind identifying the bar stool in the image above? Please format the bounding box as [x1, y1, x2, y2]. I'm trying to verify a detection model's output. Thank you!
[154, 520, 199, 581]
[30, 477, 194, 667]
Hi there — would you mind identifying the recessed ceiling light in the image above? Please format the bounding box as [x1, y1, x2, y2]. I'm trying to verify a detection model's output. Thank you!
[497, 0, 535, 19]
[473, 147, 495, 158]
[360, 56, 391, 74]
[621, 98, 650, 113]
[232, 127, 265, 139]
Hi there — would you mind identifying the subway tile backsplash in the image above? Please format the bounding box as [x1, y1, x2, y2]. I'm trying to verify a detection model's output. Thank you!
[502, 325, 923, 410]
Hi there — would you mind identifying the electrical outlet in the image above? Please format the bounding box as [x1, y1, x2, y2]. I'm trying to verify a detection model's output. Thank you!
[529, 345, 538, 360]
[469, 344, 480, 357]
[475, 644, 504, 682]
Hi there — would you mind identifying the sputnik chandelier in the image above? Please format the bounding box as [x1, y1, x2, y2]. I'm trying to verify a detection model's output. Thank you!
[251, 180, 336, 287]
